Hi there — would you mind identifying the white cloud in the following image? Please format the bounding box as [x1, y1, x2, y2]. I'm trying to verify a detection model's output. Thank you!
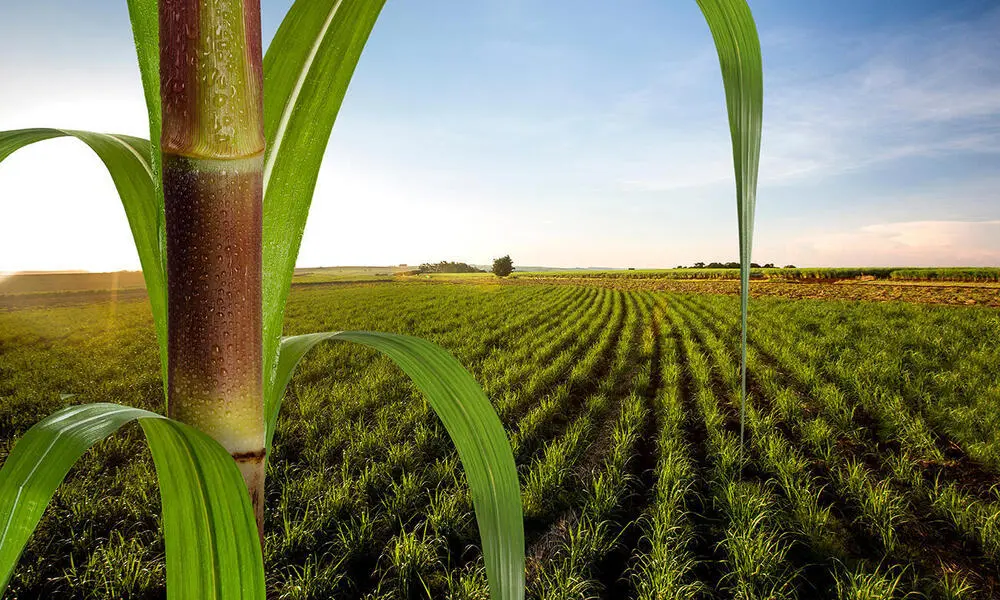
[2, 3, 998, 271]
[762, 220, 1000, 267]
[619, 6, 1000, 192]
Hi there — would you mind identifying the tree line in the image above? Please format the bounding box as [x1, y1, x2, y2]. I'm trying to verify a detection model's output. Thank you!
[411, 256, 515, 277]
[415, 261, 484, 274]
[677, 261, 795, 269]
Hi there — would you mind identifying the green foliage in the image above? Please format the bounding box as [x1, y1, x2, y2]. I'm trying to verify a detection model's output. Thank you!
[0, 129, 167, 395]
[834, 563, 913, 600]
[270, 331, 523, 599]
[0, 0, 770, 597]
[890, 267, 1000, 282]
[2, 282, 999, 596]
[259, 0, 388, 394]
[0, 404, 263, 598]
[515, 266, 1000, 282]
[695, 0, 764, 447]
[0, 0, 524, 598]
[493, 256, 515, 278]
[418, 261, 486, 274]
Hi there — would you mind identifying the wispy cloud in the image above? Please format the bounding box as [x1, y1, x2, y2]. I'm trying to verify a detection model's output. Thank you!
[761, 220, 1000, 267]
[614, 6, 1000, 194]
[760, 6, 1000, 184]
[1, 1, 998, 270]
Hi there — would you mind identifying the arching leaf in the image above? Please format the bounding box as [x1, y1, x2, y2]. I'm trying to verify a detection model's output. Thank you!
[270, 331, 524, 600]
[0, 129, 168, 396]
[0, 403, 264, 599]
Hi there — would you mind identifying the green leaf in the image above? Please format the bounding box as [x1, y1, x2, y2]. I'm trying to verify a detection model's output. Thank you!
[0, 403, 264, 599]
[0, 129, 169, 397]
[270, 332, 524, 600]
[260, 0, 388, 400]
[695, 0, 763, 444]
[139, 418, 265, 599]
[125, 0, 164, 208]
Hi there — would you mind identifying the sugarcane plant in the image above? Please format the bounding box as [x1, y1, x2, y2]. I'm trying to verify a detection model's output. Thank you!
[0, 0, 761, 597]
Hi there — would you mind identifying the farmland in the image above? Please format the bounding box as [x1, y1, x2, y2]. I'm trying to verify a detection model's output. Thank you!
[512, 267, 1000, 283]
[1, 279, 999, 598]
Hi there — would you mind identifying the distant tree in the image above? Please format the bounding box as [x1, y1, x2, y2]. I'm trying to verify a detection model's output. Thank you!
[684, 261, 778, 269]
[783, 264, 797, 269]
[706, 261, 741, 269]
[416, 261, 484, 274]
[492, 255, 514, 277]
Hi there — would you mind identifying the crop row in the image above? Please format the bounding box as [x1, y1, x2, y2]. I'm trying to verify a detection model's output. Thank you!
[674, 294, 999, 597]
[513, 266, 1000, 282]
[1, 282, 998, 598]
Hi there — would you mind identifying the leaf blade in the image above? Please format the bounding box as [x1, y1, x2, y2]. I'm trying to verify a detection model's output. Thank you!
[270, 331, 525, 600]
[695, 0, 764, 444]
[140, 419, 265, 599]
[0, 129, 169, 398]
[260, 0, 387, 399]
[0, 403, 149, 594]
[126, 0, 162, 188]
[0, 403, 264, 599]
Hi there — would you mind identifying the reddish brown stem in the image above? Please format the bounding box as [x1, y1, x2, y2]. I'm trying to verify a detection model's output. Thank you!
[159, 0, 266, 541]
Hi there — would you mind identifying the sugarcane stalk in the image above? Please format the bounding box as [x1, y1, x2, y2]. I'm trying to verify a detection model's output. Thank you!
[159, 0, 266, 541]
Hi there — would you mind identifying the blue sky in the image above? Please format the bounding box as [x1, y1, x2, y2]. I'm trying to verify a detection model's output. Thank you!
[1, 0, 998, 271]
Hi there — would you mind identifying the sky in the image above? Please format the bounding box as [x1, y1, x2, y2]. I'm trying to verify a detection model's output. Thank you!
[1, 0, 998, 271]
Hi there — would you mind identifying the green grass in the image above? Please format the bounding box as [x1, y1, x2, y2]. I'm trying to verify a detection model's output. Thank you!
[8, 265, 997, 299]
[2, 280, 1000, 598]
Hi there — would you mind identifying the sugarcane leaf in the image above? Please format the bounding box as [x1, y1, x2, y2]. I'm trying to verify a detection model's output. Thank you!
[0, 403, 264, 599]
[0, 129, 169, 395]
[139, 418, 265, 599]
[260, 0, 388, 400]
[695, 0, 763, 444]
[270, 331, 524, 600]
[125, 0, 164, 201]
